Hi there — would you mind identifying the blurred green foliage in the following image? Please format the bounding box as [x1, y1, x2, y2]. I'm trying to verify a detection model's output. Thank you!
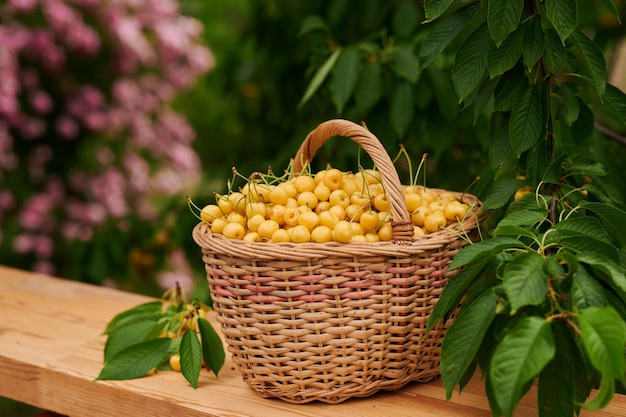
[180, 0, 626, 197]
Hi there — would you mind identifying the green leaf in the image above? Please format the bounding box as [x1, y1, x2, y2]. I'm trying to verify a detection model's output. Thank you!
[489, 317, 556, 417]
[555, 216, 612, 242]
[582, 373, 616, 410]
[538, 323, 575, 417]
[546, 0, 578, 43]
[298, 48, 341, 109]
[475, 77, 500, 124]
[424, 0, 455, 21]
[420, 2, 481, 68]
[449, 236, 526, 270]
[441, 289, 499, 399]
[390, 81, 414, 138]
[392, 1, 420, 37]
[104, 319, 159, 363]
[570, 31, 607, 96]
[522, 15, 544, 70]
[578, 307, 625, 379]
[298, 15, 327, 37]
[482, 178, 527, 210]
[330, 46, 360, 113]
[569, 159, 606, 177]
[542, 153, 567, 185]
[560, 83, 580, 125]
[488, 124, 516, 170]
[571, 99, 595, 143]
[198, 317, 225, 377]
[599, 0, 621, 23]
[494, 66, 526, 111]
[103, 301, 163, 335]
[509, 84, 543, 157]
[452, 23, 491, 102]
[576, 252, 626, 294]
[503, 251, 549, 313]
[487, 28, 524, 78]
[428, 66, 458, 121]
[579, 202, 626, 245]
[492, 225, 539, 239]
[354, 62, 382, 113]
[391, 45, 420, 83]
[572, 266, 608, 310]
[603, 83, 626, 126]
[498, 210, 547, 227]
[556, 235, 620, 262]
[96, 338, 172, 381]
[544, 28, 568, 74]
[426, 256, 491, 333]
[487, 0, 524, 46]
[180, 328, 203, 389]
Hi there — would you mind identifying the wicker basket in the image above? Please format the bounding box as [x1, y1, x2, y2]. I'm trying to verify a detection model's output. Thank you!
[192, 119, 484, 404]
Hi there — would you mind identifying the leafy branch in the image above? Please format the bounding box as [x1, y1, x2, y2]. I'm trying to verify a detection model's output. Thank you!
[96, 284, 225, 389]
[421, 1, 626, 416]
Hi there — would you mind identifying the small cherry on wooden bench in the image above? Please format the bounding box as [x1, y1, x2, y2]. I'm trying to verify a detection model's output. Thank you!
[0, 265, 624, 417]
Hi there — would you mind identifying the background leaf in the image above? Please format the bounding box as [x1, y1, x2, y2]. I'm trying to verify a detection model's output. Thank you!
[487, 0, 524, 46]
[579, 202, 626, 245]
[298, 48, 341, 109]
[570, 30, 607, 96]
[198, 317, 226, 377]
[426, 256, 491, 333]
[420, 2, 481, 68]
[390, 81, 414, 137]
[103, 301, 162, 335]
[489, 317, 556, 417]
[104, 320, 159, 363]
[487, 28, 523, 78]
[509, 84, 542, 157]
[355, 62, 382, 113]
[330, 46, 360, 113]
[96, 338, 172, 381]
[522, 15, 544, 69]
[503, 251, 549, 313]
[545, 28, 568, 74]
[482, 178, 527, 209]
[180, 328, 203, 389]
[449, 236, 526, 270]
[391, 45, 420, 83]
[424, 0, 455, 21]
[498, 210, 547, 227]
[546, 0, 578, 43]
[538, 323, 575, 417]
[452, 23, 491, 102]
[578, 307, 625, 379]
[441, 289, 499, 400]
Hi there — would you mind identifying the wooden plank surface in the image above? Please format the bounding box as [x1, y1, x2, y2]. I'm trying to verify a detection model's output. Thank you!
[0, 264, 624, 417]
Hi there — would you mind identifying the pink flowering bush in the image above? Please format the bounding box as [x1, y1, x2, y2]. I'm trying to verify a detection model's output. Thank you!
[0, 0, 214, 290]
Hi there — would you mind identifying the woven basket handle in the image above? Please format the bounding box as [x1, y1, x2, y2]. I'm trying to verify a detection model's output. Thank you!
[292, 119, 413, 241]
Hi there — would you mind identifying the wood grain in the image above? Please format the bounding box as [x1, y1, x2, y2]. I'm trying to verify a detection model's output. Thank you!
[0, 265, 624, 417]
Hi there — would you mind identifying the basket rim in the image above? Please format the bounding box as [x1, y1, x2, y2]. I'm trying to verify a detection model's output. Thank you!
[193, 187, 485, 261]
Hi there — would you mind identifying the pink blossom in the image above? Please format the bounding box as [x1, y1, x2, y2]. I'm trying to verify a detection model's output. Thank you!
[19, 117, 46, 139]
[13, 234, 34, 253]
[33, 260, 56, 275]
[43, 0, 78, 33]
[34, 235, 54, 258]
[0, 190, 16, 211]
[8, 0, 39, 14]
[1, 0, 214, 283]
[30, 91, 53, 114]
[56, 115, 80, 139]
[65, 25, 101, 55]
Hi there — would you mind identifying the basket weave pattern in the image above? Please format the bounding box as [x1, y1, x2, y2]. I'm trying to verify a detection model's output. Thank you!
[193, 119, 483, 404]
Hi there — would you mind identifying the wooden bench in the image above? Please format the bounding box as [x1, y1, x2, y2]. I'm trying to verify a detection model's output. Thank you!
[1, 264, 624, 417]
